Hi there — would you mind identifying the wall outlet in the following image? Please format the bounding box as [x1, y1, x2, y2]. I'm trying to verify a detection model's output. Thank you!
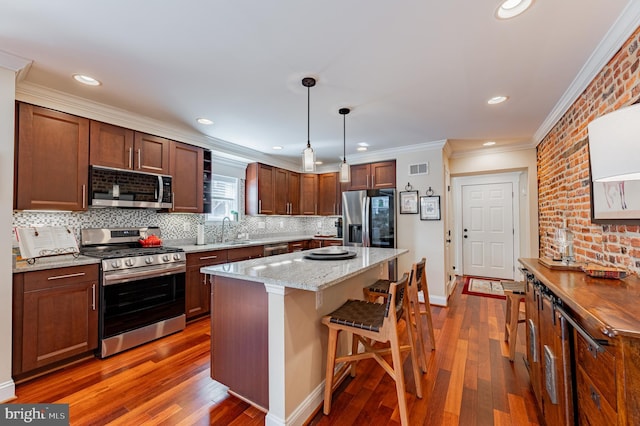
[183, 223, 190, 232]
[317, 221, 323, 229]
[279, 221, 284, 228]
[258, 222, 266, 229]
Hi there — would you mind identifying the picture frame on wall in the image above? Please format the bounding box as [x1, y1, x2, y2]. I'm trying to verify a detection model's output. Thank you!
[420, 195, 441, 220]
[399, 191, 419, 214]
[591, 179, 640, 223]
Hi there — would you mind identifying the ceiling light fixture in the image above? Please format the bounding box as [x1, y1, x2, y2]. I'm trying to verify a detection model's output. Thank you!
[73, 73, 101, 86]
[196, 117, 213, 125]
[495, 0, 534, 19]
[301, 77, 317, 172]
[483, 141, 496, 146]
[357, 146, 368, 152]
[338, 107, 351, 183]
[272, 146, 283, 150]
[487, 95, 509, 105]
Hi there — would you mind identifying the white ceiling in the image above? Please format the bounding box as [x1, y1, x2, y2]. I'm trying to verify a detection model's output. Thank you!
[0, 0, 636, 168]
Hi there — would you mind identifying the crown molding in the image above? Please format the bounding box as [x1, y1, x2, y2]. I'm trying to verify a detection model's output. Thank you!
[348, 139, 447, 164]
[0, 50, 32, 81]
[533, 1, 640, 144]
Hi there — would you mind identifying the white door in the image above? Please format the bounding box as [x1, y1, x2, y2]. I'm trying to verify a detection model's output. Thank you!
[462, 182, 514, 280]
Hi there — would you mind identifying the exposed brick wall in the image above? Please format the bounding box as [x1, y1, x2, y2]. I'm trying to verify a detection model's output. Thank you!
[537, 26, 640, 274]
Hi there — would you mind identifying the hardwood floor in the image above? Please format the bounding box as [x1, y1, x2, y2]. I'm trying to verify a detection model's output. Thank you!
[11, 277, 542, 425]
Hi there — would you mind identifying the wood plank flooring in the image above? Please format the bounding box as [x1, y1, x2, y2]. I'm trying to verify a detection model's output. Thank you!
[11, 277, 542, 425]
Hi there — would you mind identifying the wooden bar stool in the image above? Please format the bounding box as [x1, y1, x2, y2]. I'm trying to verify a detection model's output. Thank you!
[322, 273, 422, 426]
[501, 281, 526, 361]
[363, 258, 436, 373]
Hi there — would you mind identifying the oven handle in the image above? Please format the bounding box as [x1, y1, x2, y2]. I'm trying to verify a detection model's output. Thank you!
[103, 263, 186, 286]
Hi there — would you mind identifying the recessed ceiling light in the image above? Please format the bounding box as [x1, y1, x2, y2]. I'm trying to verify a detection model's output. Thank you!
[483, 141, 497, 146]
[357, 142, 370, 147]
[72, 74, 101, 86]
[272, 146, 283, 150]
[357, 147, 368, 152]
[487, 95, 509, 105]
[196, 117, 213, 125]
[315, 161, 323, 165]
[495, 0, 534, 19]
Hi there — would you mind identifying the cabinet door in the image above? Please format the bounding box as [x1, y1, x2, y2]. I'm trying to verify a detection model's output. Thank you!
[318, 172, 339, 215]
[246, 163, 275, 215]
[89, 121, 134, 169]
[22, 280, 98, 372]
[309, 240, 322, 249]
[349, 164, 371, 190]
[300, 174, 318, 215]
[228, 245, 263, 261]
[186, 250, 228, 320]
[274, 168, 289, 215]
[288, 171, 301, 215]
[170, 141, 204, 213]
[371, 161, 396, 188]
[16, 103, 89, 211]
[525, 280, 543, 408]
[133, 132, 170, 174]
[288, 240, 308, 252]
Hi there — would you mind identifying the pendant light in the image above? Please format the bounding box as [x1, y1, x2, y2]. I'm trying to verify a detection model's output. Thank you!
[302, 77, 316, 172]
[338, 107, 351, 183]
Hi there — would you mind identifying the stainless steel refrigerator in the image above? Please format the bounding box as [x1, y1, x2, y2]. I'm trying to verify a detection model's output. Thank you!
[343, 189, 397, 278]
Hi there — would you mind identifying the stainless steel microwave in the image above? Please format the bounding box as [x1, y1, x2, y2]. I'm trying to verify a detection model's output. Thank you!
[89, 166, 173, 209]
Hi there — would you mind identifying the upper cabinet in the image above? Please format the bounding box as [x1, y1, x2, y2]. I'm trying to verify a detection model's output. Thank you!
[317, 172, 341, 215]
[348, 160, 396, 190]
[246, 163, 276, 215]
[274, 169, 300, 215]
[89, 121, 170, 175]
[300, 173, 318, 215]
[170, 141, 204, 213]
[15, 103, 89, 211]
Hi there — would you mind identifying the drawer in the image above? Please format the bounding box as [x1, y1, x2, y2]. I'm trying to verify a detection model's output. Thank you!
[187, 250, 228, 267]
[575, 333, 616, 409]
[576, 366, 617, 426]
[228, 245, 263, 261]
[24, 264, 99, 292]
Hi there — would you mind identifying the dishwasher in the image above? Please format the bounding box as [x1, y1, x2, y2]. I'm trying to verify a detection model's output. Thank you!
[263, 242, 289, 256]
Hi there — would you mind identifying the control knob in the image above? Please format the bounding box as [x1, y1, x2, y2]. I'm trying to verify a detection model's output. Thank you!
[111, 260, 122, 269]
[145, 256, 154, 264]
[125, 258, 135, 267]
[173, 253, 182, 261]
[162, 254, 171, 262]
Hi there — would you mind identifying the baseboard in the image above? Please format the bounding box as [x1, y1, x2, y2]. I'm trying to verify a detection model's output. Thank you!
[0, 378, 16, 403]
[430, 294, 448, 307]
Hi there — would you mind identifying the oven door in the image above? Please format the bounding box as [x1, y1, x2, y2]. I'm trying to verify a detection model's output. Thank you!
[101, 265, 185, 339]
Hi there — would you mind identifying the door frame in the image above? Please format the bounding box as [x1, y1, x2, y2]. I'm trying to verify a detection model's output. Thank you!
[452, 172, 522, 280]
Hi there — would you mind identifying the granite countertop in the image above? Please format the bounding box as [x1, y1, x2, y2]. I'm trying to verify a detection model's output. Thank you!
[201, 246, 408, 291]
[174, 234, 342, 253]
[13, 254, 101, 273]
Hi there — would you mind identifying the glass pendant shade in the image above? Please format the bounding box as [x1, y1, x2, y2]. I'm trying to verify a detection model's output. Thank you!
[339, 161, 350, 182]
[303, 142, 316, 172]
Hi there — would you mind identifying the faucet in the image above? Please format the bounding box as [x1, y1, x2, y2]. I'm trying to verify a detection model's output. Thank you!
[221, 216, 231, 243]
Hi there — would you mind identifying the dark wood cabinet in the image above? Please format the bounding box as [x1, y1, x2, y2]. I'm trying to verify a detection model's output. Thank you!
[227, 245, 263, 262]
[246, 163, 275, 215]
[12, 264, 99, 379]
[318, 172, 341, 215]
[15, 103, 89, 211]
[348, 160, 396, 190]
[274, 169, 300, 215]
[287, 240, 308, 252]
[170, 141, 204, 213]
[203, 150, 212, 214]
[300, 173, 318, 215]
[89, 121, 135, 169]
[89, 121, 170, 174]
[186, 250, 228, 320]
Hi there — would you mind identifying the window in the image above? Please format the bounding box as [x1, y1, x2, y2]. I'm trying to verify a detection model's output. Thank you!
[206, 174, 239, 221]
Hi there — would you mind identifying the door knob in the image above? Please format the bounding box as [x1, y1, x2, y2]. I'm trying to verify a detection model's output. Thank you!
[463, 235, 468, 239]
[464, 228, 468, 232]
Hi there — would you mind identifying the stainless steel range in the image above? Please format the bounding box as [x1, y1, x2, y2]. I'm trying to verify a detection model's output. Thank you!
[81, 227, 186, 358]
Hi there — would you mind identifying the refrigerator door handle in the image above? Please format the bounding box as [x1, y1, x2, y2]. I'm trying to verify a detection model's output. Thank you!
[363, 196, 371, 246]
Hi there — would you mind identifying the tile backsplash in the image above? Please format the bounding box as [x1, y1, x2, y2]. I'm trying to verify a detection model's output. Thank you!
[12, 209, 341, 246]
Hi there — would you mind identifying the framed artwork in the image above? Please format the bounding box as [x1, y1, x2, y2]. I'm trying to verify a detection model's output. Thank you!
[420, 196, 441, 220]
[591, 179, 640, 223]
[399, 191, 419, 214]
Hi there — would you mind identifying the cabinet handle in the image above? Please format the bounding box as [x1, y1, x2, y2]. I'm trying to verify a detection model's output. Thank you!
[128, 147, 133, 169]
[372, 175, 375, 187]
[366, 175, 369, 188]
[48, 272, 86, 280]
[137, 149, 142, 169]
[334, 203, 336, 215]
[590, 386, 602, 410]
[199, 255, 218, 260]
[315, 203, 317, 215]
[203, 274, 207, 285]
[259, 199, 262, 214]
[82, 184, 86, 209]
[91, 284, 96, 310]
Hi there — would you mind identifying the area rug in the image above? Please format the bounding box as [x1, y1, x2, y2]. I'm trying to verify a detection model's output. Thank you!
[462, 277, 506, 300]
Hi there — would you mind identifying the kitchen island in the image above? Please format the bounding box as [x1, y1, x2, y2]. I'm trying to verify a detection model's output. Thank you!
[201, 246, 408, 426]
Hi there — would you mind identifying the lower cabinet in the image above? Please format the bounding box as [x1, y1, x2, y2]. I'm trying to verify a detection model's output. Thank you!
[288, 240, 308, 252]
[227, 245, 263, 262]
[12, 264, 99, 380]
[186, 250, 228, 320]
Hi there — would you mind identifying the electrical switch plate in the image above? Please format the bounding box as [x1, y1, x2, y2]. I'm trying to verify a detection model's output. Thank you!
[258, 222, 266, 229]
[183, 223, 190, 232]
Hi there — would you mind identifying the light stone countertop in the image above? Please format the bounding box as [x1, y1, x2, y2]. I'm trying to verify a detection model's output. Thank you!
[174, 234, 342, 254]
[13, 254, 100, 273]
[200, 246, 409, 291]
